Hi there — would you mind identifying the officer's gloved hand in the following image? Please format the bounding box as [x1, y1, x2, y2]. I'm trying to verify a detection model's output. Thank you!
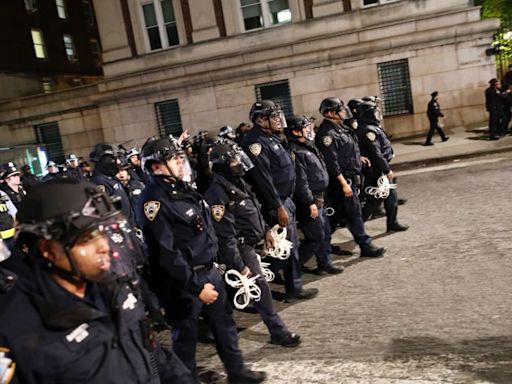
[276, 206, 289, 227]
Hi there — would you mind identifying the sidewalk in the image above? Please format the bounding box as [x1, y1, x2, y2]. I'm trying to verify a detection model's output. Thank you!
[391, 125, 512, 170]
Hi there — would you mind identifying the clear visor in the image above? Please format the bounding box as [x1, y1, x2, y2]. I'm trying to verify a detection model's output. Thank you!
[231, 150, 254, 172]
[269, 111, 287, 130]
[69, 214, 143, 282]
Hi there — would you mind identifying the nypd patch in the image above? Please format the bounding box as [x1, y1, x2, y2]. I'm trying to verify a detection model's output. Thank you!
[322, 136, 333, 147]
[211, 205, 225, 222]
[249, 143, 262, 156]
[366, 132, 377, 142]
[144, 201, 161, 221]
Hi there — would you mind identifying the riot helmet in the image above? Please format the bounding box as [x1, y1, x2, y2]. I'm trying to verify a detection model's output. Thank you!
[362, 96, 376, 103]
[319, 97, 344, 115]
[89, 143, 120, 177]
[140, 136, 185, 180]
[356, 101, 379, 124]
[249, 100, 287, 133]
[16, 178, 141, 282]
[125, 148, 141, 167]
[285, 115, 314, 140]
[218, 125, 236, 141]
[209, 140, 253, 178]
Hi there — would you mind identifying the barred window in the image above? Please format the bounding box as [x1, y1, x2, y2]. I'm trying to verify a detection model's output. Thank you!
[377, 59, 413, 116]
[255, 79, 294, 118]
[155, 99, 183, 137]
[34, 122, 65, 164]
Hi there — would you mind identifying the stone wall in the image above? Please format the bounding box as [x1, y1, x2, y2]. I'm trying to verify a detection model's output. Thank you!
[0, 0, 499, 155]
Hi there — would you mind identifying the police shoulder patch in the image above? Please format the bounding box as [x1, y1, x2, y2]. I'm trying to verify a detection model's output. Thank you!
[211, 205, 225, 222]
[366, 131, 377, 142]
[144, 201, 161, 221]
[96, 185, 106, 193]
[322, 135, 333, 147]
[249, 143, 262, 156]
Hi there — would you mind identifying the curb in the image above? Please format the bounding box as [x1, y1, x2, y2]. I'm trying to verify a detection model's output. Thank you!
[393, 145, 512, 171]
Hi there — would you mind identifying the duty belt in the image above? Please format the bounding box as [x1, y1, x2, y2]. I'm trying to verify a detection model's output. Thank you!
[192, 261, 213, 275]
[343, 174, 361, 186]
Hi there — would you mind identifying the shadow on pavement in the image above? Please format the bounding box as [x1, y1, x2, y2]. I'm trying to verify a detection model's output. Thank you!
[467, 135, 491, 141]
[400, 140, 426, 146]
[384, 335, 512, 384]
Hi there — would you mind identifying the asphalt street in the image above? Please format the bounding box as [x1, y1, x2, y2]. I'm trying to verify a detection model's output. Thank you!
[192, 152, 512, 383]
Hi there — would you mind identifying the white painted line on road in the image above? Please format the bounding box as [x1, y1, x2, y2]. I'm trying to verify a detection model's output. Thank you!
[398, 158, 504, 177]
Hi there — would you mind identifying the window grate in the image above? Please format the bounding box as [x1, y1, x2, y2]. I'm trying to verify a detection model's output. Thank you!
[34, 122, 65, 164]
[155, 99, 183, 137]
[377, 59, 413, 116]
[255, 79, 294, 118]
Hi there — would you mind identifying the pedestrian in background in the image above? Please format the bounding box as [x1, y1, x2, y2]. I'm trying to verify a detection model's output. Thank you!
[485, 79, 502, 140]
[424, 91, 449, 146]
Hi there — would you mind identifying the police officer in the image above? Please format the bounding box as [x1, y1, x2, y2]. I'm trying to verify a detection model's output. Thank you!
[285, 115, 343, 275]
[241, 100, 318, 303]
[0, 190, 16, 248]
[138, 136, 266, 384]
[126, 147, 147, 183]
[116, 161, 146, 224]
[42, 160, 61, 182]
[218, 125, 237, 141]
[0, 178, 194, 384]
[424, 91, 449, 146]
[20, 164, 40, 192]
[204, 140, 301, 347]
[89, 143, 137, 228]
[80, 160, 93, 180]
[0, 163, 26, 210]
[64, 153, 86, 180]
[356, 101, 409, 233]
[315, 97, 385, 257]
[235, 122, 252, 145]
[486, 78, 503, 140]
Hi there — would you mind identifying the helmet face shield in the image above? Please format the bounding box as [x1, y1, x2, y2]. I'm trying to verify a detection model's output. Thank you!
[68, 213, 142, 282]
[232, 150, 254, 172]
[269, 110, 287, 132]
[210, 141, 254, 174]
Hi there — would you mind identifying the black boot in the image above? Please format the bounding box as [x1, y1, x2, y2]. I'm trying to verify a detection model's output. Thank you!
[360, 243, 386, 257]
[228, 369, 267, 384]
[270, 332, 301, 347]
[387, 223, 409, 232]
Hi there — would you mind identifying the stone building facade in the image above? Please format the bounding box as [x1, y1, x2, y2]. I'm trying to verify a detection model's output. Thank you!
[0, 0, 499, 166]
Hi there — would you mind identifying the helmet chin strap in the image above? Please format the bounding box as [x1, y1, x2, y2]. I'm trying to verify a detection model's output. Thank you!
[48, 246, 87, 284]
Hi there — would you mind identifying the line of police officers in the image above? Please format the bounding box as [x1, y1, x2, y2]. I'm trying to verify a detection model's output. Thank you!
[0, 96, 408, 384]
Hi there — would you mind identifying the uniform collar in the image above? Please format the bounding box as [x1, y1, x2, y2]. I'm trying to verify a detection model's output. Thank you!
[18, 264, 110, 329]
